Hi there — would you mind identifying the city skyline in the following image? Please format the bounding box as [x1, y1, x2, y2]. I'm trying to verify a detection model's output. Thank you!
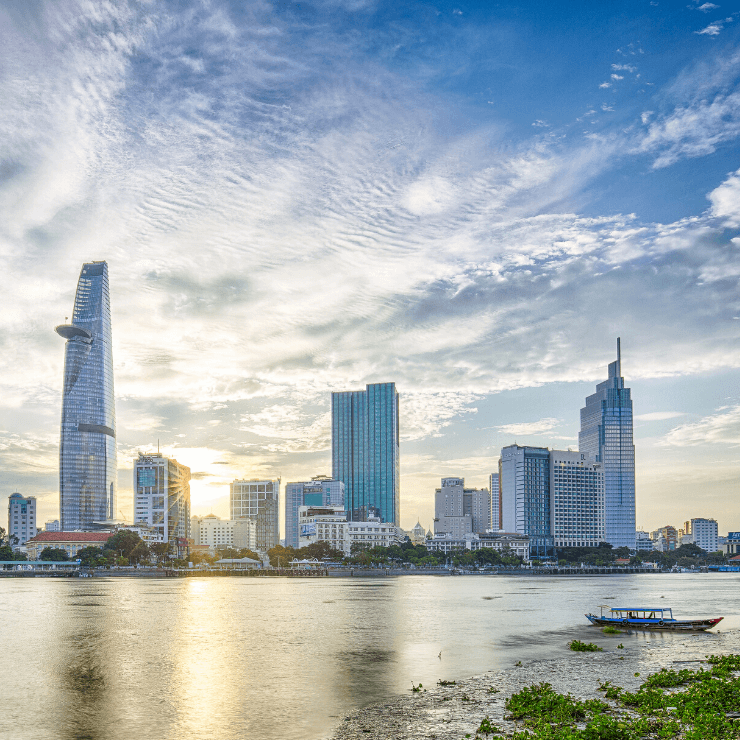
[1, 1, 738, 537]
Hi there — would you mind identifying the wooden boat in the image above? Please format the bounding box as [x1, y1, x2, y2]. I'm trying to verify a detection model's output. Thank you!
[586, 606, 722, 631]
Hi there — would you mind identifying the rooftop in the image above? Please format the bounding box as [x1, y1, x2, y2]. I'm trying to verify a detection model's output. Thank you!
[27, 532, 114, 543]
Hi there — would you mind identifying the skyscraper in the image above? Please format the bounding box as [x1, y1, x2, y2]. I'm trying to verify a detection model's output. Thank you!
[134, 452, 191, 556]
[500, 444, 553, 557]
[579, 338, 636, 549]
[331, 382, 399, 524]
[56, 262, 117, 531]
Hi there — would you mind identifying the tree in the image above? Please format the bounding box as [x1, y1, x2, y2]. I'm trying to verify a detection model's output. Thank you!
[77, 546, 105, 567]
[129, 541, 150, 565]
[40, 547, 69, 561]
[151, 542, 170, 563]
[268, 544, 296, 567]
[103, 530, 143, 558]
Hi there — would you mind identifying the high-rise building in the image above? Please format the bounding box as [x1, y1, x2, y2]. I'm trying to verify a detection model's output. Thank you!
[331, 382, 399, 524]
[683, 518, 719, 553]
[500, 445, 553, 557]
[489, 472, 500, 530]
[433, 478, 491, 537]
[133, 452, 191, 555]
[579, 338, 636, 549]
[550, 450, 604, 548]
[284, 476, 345, 549]
[7, 493, 36, 549]
[56, 261, 117, 531]
[230, 479, 280, 551]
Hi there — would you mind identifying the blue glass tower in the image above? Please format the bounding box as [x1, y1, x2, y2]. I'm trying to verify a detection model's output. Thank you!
[56, 262, 117, 531]
[331, 382, 399, 524]
[579, 338, 636, 549]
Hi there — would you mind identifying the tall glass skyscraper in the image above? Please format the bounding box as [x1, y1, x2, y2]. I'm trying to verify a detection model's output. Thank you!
[331, 382, 399, 524]
[56, 262, 117, 531]
[579, 338, 636, 549]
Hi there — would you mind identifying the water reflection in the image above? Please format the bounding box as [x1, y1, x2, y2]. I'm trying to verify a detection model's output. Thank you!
[0, 574, 737, 740]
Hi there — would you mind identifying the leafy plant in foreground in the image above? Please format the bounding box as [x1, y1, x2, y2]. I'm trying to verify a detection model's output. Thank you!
[569, 640, 603, 652]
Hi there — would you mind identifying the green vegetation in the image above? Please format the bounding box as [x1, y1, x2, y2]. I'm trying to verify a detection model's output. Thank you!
[553, 541, 728, 569]
[39, 547, 69, 561]
[438, 679, 456, 686]
[568, 640, 603, 652]
[0, 526, 27, 561]
[471, 654, 740, 739]
[602, 625, 622, 634]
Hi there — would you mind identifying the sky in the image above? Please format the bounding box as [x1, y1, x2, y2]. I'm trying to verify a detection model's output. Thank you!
[1, 0, 739, 539]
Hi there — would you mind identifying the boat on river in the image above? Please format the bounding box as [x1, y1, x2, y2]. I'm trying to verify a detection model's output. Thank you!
[586, 606, 723, 631]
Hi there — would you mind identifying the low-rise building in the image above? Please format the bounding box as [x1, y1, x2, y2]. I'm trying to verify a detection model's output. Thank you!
[44, 520, 60, 532]
[635, 529, 653, 551]
[426, 531, 529, 561]
[25, 532, 114, 559]
[191, 514, 257, 551]
[723, 532, 740, 556]
[651, 525, 678, 551]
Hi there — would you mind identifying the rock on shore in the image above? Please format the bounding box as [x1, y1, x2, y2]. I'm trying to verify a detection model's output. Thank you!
[332, 630, 737, 740]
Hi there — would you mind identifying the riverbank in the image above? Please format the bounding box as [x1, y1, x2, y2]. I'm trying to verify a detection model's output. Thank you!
[332, 627, 738, 740]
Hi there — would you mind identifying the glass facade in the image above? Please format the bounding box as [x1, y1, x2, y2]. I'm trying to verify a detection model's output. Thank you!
[284, 478, 344, 549]
[578, 338, 636, 549]
[331, 382, 399, 525]
[56, 262, 117, 531]
[133, 453, 191, 555]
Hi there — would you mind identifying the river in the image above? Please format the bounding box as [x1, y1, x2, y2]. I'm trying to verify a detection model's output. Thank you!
[1, 573, 738, 740]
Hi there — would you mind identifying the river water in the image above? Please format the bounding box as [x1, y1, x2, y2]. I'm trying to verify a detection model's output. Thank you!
[1, 573, 738, 740]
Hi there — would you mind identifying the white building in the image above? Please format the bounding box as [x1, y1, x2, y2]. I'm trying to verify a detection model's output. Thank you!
[298, 507, 403, 556]
[7, 493, 36, 549]
[134, 452, 191, 557]
[489, 472, 500, 530]
[434, 478, 491, 538]
[683, 518, 719, 553]
[550, 450, 604, 548]
[231, 479, 280, 551]
[635, 529, 653, 551]
[44, 520, 60, 532]
[191, 514, 257, 550]
[284, 477, 344, 549]
[426, 531, 530, 561]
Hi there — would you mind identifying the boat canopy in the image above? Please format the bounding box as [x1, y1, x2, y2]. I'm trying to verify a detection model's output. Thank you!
[611, 608, 673, 618]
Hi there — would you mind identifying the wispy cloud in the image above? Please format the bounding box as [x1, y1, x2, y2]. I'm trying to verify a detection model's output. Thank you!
[635, 412, 686, 421]
[497, 418, 561, 436]
[660, 405, 740, 447]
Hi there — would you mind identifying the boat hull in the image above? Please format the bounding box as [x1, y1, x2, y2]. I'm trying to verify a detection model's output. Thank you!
[586, 615, 722, 632]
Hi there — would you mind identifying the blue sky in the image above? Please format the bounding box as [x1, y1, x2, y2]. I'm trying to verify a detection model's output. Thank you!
[0, 0, 739, 537]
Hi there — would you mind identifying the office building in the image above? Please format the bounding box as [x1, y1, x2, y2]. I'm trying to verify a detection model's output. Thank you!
[56, 261, 117, 531]
[723, 532, 740, 556]
[230, 479, 280, 551]
[550, 450, 604, 548]
[297, 506, 348, 553]
[579, 338, 636, 549]
[45, 520, 60, 532]
[134, 452, 191, 556]
[433, 477, 491, 537]
[7, 493, 37, 549]
[500, 445, 553, 557]
[683, 518, 719, 553]
[284, 476, 345, 548]
[490, 472, 501, 530]
[331, 382, 399, 524]
[191, 514, 256, 550]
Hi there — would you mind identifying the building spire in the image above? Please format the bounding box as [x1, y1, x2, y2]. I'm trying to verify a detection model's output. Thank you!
[617, 336, 621, 376]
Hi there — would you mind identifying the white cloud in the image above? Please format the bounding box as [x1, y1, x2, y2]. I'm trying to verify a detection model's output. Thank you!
[696, 21, 724, 35]
[599, 82, 612, 89]
[660, 406, 740, 447]
[612, 64, 637, 72]
[696, 3, 720, 11]
[497, 418, 561, 436]
[611, 74, 624, 80]
[708, 168, 740, 225]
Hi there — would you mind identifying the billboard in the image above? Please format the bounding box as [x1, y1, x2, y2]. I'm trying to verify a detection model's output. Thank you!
[300, 523, 316, 538]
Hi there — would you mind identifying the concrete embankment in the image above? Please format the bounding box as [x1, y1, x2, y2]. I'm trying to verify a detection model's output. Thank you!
[332, 628, 737, 740]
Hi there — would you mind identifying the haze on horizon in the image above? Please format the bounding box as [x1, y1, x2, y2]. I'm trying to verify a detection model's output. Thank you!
[1, 0, 738, 539]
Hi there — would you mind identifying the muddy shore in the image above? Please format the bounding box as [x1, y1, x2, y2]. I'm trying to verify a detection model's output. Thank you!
[332, 628, 738, 740]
